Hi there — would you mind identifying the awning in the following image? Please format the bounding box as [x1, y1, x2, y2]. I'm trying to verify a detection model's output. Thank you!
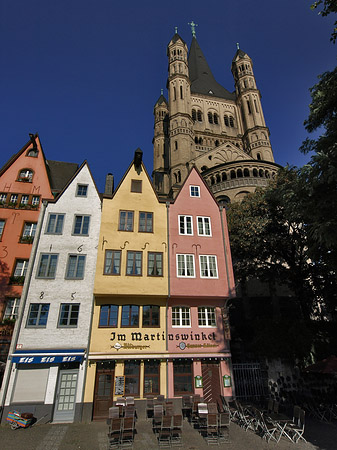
[12, 349, 86, 364]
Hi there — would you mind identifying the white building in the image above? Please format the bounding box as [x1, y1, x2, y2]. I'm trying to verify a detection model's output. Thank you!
[2, 161, 101, 423]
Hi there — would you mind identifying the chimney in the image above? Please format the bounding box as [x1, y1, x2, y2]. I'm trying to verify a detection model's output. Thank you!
[104, 173, 114, 196]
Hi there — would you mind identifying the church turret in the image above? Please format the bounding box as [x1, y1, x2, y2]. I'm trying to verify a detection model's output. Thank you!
[153, 91, 170, 195]
[231, 46, 274, 162]
[166, 29, 194, 196]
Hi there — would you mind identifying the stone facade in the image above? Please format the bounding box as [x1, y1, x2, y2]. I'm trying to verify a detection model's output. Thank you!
[153, 33, 281, 203]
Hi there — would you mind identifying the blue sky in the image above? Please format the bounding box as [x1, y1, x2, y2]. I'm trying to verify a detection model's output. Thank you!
[1, 1, 336, 193]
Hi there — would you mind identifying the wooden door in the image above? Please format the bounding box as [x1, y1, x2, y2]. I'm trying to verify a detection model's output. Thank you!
[201, 361, 222, 405]
[93, 368, 114, 419]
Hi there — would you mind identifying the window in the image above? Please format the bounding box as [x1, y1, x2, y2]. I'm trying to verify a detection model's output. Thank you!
[18, 169, 33, 182]
[73, 215, 90, 235]
[131, 180, 142, 193]
[197, 217, 211, 236]
[224, 115, 229, 126]
[27, 148, 38, 157]
[247, 100, 252, 114]
[76, 184, 88, 197]
[177, 254, 195, 278]
[119, 211, 134, 231]
[46, 213, 64, 234]
[104, 250, 121, 275]
[190, 185, 200, 197]
[10, 194, 18, 204]
[213, 113, 218, 125]
[229, 116, 234, 127]
[20, 195, 29, 205]
[197, 110, 202, 121]
[37, 254, 58, 278]
[32, 196, 40, 206]
[0, 219, 5, 239]
[192, 109, 196, 121]
[124, 361, 140, 395]
[126, 251, 142, 275]
[174, 360, 193, 395]
[179, 215, 193, 235]
[12, 259, 28, 283]
[26, 303, 50, 327]
[144, 360, 160, 396]
[58, 303, 80, 327]
[21, 222, 36, 243]
[139, 212, 153, 232]
[0, 193, 7, 203]
[121, 305, 139, 327]
[199, 255, 218, 278]
[148, 252, 163, 277]
[208, 112, 213, 124]
[143, 305, 160, 327]
[99, 305, 119, 327]
[4, 298, 20, 320]
[198, 307, 216, 327]
[172, 306, 191, 327]
[65, 254, 86, 279]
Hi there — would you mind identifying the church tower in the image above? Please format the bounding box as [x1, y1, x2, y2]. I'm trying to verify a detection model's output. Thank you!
[153, 26, 280, 202]
[231, 48, 274, 162]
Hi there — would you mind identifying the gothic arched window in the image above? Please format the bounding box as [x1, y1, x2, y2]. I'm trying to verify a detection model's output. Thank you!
[224, 115, 229, 127]
[229, 116, 234, 127]
[192, 109, 196, 121]
[208, 112, 213, 124]
[197, 110, 202, 121]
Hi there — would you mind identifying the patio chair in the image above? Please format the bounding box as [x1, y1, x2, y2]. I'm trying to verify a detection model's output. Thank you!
[208, 403, 217, 414]
[171, 414, 183, 447]
[255, 409, 278, 443]
[109, 406, 120, 419]
[155, 395, 165, 405]
[223, 398, 238, 422]
[125, 396, 135, 406]
[286, 408, 306, 443]
[165, 402, 174, 416]
[108, 417, 122, 449]
[191, 401, 199, 425]
[153, 404, 164, 433]
[146, 396, 154, 419]
[236, 402, 255, 433]
[158, 415, 172, 448]
[198, 403, 208, 430]
[218, 412, 230, 444]
[182, 395, 192, 419]
[125, 406, 136, 420]
[192, 394, 201, 403]
[206, 413, 219, 445]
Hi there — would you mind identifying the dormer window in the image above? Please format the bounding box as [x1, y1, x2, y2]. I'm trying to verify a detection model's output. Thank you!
[18, 169, 33, 182]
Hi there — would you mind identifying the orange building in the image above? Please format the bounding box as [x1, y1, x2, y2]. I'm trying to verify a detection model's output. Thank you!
[0, 134, 78, 385]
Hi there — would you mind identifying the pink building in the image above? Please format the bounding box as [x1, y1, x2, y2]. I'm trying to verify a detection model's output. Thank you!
[167, 168, 235, 403]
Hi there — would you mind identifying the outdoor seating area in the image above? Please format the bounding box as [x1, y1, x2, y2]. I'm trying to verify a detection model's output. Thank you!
[107, 399, 137, 449]
[225, 398, 307, 444]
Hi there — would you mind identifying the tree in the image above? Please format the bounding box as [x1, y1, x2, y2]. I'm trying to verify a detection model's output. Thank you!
[299, 67, 337, 269]
[311, 0, 337, 43]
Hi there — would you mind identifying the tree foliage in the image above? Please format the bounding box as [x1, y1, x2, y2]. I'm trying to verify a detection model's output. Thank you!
[311, 0, 337, 42]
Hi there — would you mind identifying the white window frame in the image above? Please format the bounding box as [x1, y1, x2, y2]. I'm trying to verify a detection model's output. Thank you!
[178, 215, 193, 235]
[20, 195, 29, 205]
[198, 306, 216, 327]
[14, 259, 29, 277]
[10, 194, 18, 204]
[176, 254, 195, 278]
[4, 298, 20, 320]
[197, 216, 212, 236]
[32, 196, 40, 206]
[22, 222, 37, 237]
[172, 306, 191, 327]
[0, 193, 7, 203]
[199, 255, 218, 278]
[190, 185, 200, 197]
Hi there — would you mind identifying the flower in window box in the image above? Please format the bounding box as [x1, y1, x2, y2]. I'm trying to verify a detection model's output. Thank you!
[18, 177, 31, 182]
[9, 276, 25, 285]
[20, 236, 34, 244]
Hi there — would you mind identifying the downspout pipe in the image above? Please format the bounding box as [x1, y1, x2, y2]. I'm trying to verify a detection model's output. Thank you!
[0, 200, 47, 421]
[165, 201, 170, 399]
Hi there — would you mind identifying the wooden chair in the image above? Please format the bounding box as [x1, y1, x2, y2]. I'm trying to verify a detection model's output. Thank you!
[153, 404, 164, 433]
[171, 414, 183, 446]
[109, 406, 120, 419]
[146, 396, 154, 419]
[107, 417, 122, 449]
[158, 415, 172, 448]
[218, 412, 230, 443]
[208, 403, 217, 414]
[206, 413, 218, 445]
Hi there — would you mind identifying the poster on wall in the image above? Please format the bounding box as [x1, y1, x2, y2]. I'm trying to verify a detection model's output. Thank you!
[115, 376, 125, 396]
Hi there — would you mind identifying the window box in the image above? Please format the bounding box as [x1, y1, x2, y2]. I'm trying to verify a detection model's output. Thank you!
[9, 276, 25, 285]
[20, 236, 34, 244]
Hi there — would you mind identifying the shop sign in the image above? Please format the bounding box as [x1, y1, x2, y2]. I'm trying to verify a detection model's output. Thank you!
[12, 349, 85, 364]
[110, 331, 217, 343]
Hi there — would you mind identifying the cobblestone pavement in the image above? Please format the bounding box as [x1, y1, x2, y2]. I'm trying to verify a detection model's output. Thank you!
[1, 417, 337, 450]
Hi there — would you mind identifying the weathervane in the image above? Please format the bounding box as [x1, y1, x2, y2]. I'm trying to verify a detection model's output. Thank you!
[161, 88, 163, 95]
[188, 21, 198, 37]
[236, 42, 240, 50]
[175, 26, 178, 34]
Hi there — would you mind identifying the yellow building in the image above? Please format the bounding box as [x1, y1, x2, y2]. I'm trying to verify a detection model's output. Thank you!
[83, 150, 168, 420]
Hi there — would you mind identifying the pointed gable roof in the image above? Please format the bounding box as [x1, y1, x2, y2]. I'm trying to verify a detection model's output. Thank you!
[232, 48, 248, 62]
[188, 37, 236, 101]
[154, 94, 168, 109]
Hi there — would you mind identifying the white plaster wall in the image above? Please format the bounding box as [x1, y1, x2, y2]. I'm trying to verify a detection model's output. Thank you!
[17, 163, 101, 349]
